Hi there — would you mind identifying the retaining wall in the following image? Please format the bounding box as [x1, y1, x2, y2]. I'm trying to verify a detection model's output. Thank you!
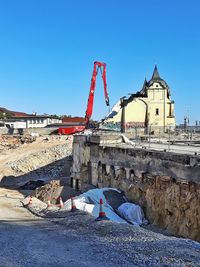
[71, 134, 200, 241]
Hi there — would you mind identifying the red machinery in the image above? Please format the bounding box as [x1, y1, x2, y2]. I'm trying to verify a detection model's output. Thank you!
[58, 61, 110, 135]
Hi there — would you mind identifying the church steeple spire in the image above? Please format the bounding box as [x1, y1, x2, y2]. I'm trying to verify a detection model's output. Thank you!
[139, 77, 148, 95]
[151, 65, 161, 80]
[142, 77, 147, 88]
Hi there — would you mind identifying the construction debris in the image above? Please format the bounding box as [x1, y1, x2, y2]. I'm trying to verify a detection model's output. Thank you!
[35, 179, 79, 204]
[0, 135, 73, 188]
[0, 134, 36, 151]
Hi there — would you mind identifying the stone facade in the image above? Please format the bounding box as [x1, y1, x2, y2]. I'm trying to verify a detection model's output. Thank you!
[71, 134, 200, 241]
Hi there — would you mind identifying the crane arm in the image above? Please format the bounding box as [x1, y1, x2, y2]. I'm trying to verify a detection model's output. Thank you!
[85, 61, 109, 125]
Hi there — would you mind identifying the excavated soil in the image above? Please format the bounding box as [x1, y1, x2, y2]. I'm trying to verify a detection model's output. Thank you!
[34, 179, 80, 204]
[0, 135, 73, 188]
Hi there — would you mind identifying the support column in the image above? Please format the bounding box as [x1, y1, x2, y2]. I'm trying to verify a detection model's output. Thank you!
[120, 97, 126, 133]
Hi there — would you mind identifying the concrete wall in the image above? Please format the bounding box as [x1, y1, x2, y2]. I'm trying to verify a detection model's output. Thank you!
[0, 127, 58, 135]
[71, 133, 200, 241]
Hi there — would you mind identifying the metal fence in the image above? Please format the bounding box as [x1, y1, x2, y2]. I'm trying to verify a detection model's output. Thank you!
[98, 124, 200, 154]
[126, 126, 200, 154]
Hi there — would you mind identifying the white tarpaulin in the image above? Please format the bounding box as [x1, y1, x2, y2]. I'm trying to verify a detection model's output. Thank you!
[118, 202, 148, 225]
[64, 188, 127, 223]
[64, 188, 147, 225]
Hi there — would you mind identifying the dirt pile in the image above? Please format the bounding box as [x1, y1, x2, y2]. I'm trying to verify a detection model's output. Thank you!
[0, 135, 73, 188]
[35, 179, 80, 204]
[0, 134, 36, 151]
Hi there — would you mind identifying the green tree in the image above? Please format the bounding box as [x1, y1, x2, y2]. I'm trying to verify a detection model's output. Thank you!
[0, 111, 12, 119]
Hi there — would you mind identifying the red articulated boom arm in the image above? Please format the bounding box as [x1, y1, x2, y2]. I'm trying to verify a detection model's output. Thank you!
[57, 61, 110, 135]
[85, 61, 110, 126]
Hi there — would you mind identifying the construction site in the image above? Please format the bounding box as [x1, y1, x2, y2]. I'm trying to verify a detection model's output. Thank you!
[0, 127, 200, 266]
[2, 0, 200, 265]
[0, 56, 200, 266]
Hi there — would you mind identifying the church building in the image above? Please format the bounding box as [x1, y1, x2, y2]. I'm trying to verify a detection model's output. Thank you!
[102, 66, 175, 132]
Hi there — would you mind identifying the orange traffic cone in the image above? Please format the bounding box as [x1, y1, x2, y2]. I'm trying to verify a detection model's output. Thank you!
[59, 197, 64, 209]
[95, 198, 109, 221]
[28, 196, 33, 206]
[71, 197, 77, 212]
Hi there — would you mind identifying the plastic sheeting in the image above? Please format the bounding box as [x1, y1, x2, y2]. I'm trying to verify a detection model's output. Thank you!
[64, 188, 147, 225]
[64, 188, 127, 223]
[118, 202, 148, 225]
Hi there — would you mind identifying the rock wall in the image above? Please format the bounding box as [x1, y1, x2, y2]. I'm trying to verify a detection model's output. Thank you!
[72, 134, 200, 241]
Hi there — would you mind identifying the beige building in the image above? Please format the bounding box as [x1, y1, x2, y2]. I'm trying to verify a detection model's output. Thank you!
[102, 66, 175, 132]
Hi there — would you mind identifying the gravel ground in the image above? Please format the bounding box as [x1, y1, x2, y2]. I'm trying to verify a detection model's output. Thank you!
[1, 188, 200, 267]
[23, 195, 200, 267]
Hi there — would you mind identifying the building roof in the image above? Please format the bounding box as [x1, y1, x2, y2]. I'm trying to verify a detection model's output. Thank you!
[0, 107, 60, 120]
[62, 117, 85, 123]
[151, 65, 161, 80]
[148, 65, 170, 97]
[12, 115, 60, 119]
[139, 78, 148, 96]
[139, 65, 170, 97]
[0, 107, 32, 117]
[120, 65, 171, 109]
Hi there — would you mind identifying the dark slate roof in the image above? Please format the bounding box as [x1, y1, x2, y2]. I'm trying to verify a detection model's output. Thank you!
[151, 65, 161, 80]
[139, 78, 148, 96]
[148, 65, 170, 97]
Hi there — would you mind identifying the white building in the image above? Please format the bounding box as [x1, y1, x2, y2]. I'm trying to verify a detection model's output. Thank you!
[3, 115, 61, 129]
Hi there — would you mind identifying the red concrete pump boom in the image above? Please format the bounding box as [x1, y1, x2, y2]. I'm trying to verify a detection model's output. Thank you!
[85, 61, 109, 125]
[57, 61, 110, 135]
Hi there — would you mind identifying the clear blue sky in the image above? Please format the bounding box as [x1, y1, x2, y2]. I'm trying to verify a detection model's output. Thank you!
[0, 0, 199, 124]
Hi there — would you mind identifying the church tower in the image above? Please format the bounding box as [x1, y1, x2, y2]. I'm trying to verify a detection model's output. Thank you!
[145, 65, 175, 130]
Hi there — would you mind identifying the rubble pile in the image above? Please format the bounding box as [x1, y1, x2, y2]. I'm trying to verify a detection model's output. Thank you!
[7, 144, 71, 175]
[35, 179, 79, 204]
[0, 135, 36, 151]
[0, 135, 73, 188]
